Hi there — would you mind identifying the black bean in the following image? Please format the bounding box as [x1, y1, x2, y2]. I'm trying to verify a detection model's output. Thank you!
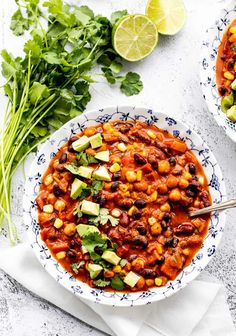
[67, 251, 76, 259]
[156, 256, 165, 265]
[227, 58, 235, 71]
[59, 153, 67, 164]
[141, 269, 157, 279]
[134, 199, 147, 209]
[112, 172, 121, 181]
[111, 181, 120, 192]
[188, 163, 196, 175]
[94, 246, 104, 255]
[53, 184, 63, 197]
[119, 212, 130, 226]
[136, 225, 147, 235]
[132, 236, 148, 249]
[93, 195, 106, 206]
[162, 212, 171, 222]
[70, 240, 76, 248]
[218, 86, 227, 96]
[132, 209, 142, 220]
[165, 237, 179, 247]
[56, 164, 67, 172]
[134, 153, 147, 165]
[168, 157, 176, 166]
[161, 220, 167, 230]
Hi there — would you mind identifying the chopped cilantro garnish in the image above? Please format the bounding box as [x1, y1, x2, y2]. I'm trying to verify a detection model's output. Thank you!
[71, 261, 85, 274]
[93, 279, 111, 287]
[89, 208, 119, 226]
[111, 275, 125, 291]
[77, 152, 98, 166]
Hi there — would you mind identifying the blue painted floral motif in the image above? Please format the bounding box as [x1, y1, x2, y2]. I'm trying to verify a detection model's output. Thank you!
[210, 173, 220, 191]
[37, 154, 45, 165]
[207, 245, 216, 257]
[165, 117, 177, 126]
[173, 130, 180, 137]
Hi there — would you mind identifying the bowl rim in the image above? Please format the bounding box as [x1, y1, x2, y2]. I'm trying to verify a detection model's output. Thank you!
[23, 105, 227, 306]
[199, 0, 236, 143]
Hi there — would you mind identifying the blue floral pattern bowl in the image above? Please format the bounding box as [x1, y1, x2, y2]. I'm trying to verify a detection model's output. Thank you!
[200, 0, 236, 143]
[23, 106, 226, 306]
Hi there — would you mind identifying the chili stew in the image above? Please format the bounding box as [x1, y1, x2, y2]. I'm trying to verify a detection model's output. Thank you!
[36, 120, 211, 292]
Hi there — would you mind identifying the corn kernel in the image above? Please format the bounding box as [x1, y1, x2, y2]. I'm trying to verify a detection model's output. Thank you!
[158, 160, 171, 174]
[54, 199, 66, 211]
[198, 176, 204, 186]
[103, 122, 112, 131]
[110, 162, 121, 173]
[182, 171, 192, 181]
[119, 184, 129, 192]
[147, 185, 152, 195]
[148, 217, 157, 226]
[136, 170, 142, 181]
[54, 218, 63, 229]
[150, 222, 162, 235]
[56, 251, 66, 260]
[117, 143, 127, 152]
[128, 206, 135, 216]
[44, 174, 53, 186]
[225, 79, 232, 87]
[155, 277, 163, 286]
[64, 223, 77, 236]
[229, 26, 236, 34]
[179, 177, 189, 189]
[150, 191, 157, 201]
[224, 71, 234, 80]
[160, 202, 171, 212]
[126, 171, 137, 183]
[147, 130, 156, 139]
[113, 265, 122, 273]
[111, 209, 121, 217]
[43, 204, 54, 214]
[156, 244, 163, 255]
[146, 279, 155, 287]
[182, 248, 190, 256]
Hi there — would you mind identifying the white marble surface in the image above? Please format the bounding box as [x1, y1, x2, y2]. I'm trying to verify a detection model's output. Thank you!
[0, 0, 236, 335]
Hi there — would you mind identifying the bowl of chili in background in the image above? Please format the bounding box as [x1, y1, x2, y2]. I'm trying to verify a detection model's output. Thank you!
[24, 106, 226, 306]
[200, 0, 236, 143]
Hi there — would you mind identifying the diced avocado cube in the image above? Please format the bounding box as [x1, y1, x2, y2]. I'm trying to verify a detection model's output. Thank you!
[72, 135, 90, 152]
[71, 178, 87, 199]
[93, 166, 111, 181]
[77, 224, 100, 237]
[81, 245, 88, 254]
[226, 105, 236, 122]
[231, 79, 236, 91]
[94, 150, 110, 162]
[89, 133, 103, 149]
[101, 250, 121, 265]
[80, 200, 100, 216]
[124, 271, 141, 288]
[221, 92, 234, 113]
[77, 166, 94, 179]
[87, 263, 103, 279]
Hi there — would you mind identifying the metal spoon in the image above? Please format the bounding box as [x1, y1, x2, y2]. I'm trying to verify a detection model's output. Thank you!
[189, 199, 236, 217]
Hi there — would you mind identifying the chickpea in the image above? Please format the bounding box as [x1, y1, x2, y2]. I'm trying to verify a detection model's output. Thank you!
[64, 223, 77, 236]
[54, 199, 66, 211]
[126, 171, 137, 183]
[134, 181, 148, 192]
[47, 193, 57, 205]
[84, 127, 96, 137]
[150, 222, 162, 235]
[158, 160, 171, 174]
[166, 175, 178, 189]
[146, 279, 155, 287]
[157, 183, 168, 194]
[169, 188, 181, 202]
[132, 258, 145, 271]
[136, 277, 145, 289]
[160, 202, 171, 212]
[179, 177, 189, 189]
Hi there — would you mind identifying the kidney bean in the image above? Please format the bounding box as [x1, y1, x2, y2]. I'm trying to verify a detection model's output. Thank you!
[114, 121, 133, 133]
[53, 184, 63, 197]
[112, 172, 121, 181]
[68, 136, 79, 145]
[67, 250, 76, 259]
[175, 223, 195, 235]
[134, 153, 147, 165]
[134, 199, 147, 209]
[59, 153, 67, 164]
[119, 212, 130, 226]
[68, 144, 76, 152]
[132, 130, 151, 144]
[141, 269, 157, 279]
[227, 58, 234, 71]
[147, 154, 159, 169]
[117, 198, 133, 209]
[218, 86, 227, 96]
[56, 164, 67, 172]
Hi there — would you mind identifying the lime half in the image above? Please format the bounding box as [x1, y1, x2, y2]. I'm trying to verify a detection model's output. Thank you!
[112, 14, 158, 62]
[146, 0, 186, 35]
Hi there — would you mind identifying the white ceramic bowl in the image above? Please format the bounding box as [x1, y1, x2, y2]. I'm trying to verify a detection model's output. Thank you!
[23, 106, 226, 306]
[200, 0, 236, 142]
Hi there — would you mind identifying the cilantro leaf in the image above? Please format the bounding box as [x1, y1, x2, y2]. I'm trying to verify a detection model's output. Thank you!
[94, 279, 110, 287]
[65, 161, 80, 175]
[120, 72, 143, 96]
[10, 9, 29, 36]
[73, 203, 83, 217]
[71, 261, 85, 274]
[80, 187, 92, 198]
[89, 208, 119, 226]
[111, 275, 125, 291]
[82, 232, 108, 254]
[77, 152, 98, 166]
[29, 82, 50, 105]
[92, 180, 103, 195]
[110, 10, 128, 26]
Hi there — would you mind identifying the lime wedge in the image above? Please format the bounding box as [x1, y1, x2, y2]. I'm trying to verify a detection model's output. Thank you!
[146, 0, 186, 35]
[112, 14, 158, 62]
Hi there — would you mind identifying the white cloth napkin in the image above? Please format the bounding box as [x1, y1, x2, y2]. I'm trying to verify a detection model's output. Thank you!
[0, 243, 235, 336]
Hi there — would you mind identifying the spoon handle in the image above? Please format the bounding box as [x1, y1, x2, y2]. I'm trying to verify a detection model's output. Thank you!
[189, 199, 236, 217]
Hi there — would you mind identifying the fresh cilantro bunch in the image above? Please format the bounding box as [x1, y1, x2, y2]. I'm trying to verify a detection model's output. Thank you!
[0, 0, 143, 243]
